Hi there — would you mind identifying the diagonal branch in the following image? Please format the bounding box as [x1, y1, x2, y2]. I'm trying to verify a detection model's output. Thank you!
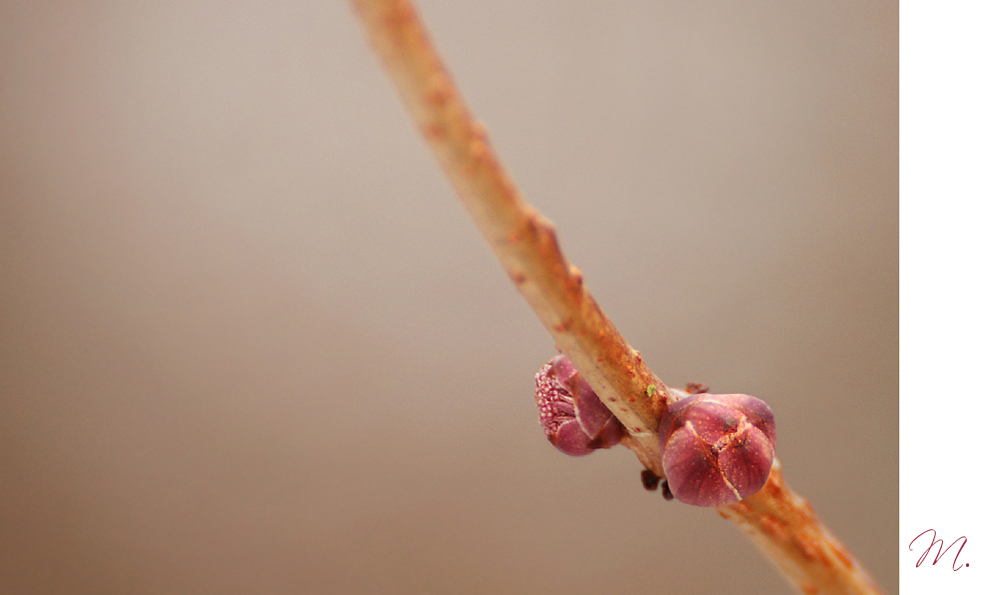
[348, 1, 885, 594]
[348, 0, 669, 472]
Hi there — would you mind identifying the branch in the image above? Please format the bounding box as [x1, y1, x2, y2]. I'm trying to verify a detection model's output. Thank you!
[348, 1, 885, 594]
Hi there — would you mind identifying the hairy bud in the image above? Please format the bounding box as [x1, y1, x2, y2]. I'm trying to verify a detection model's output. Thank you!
[535, 355, 624, 456]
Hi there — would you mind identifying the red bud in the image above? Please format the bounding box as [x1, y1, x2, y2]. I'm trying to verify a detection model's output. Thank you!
[659, 393, 776, 506]
[535, 355, 624, 456]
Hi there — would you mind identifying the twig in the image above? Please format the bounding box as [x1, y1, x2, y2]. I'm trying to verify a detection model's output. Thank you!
[348, 1, 885, 593]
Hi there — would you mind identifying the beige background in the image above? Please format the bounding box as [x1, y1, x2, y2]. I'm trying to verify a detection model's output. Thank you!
[0, 1, 897, 593]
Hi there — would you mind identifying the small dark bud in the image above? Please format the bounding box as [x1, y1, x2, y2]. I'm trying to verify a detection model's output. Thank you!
[640, 469, 661, 491]
[661, 480, 674, 501]
[685, 382, 710, 395]
[658, 393, 776, 506]
[535, 355, 624, 456]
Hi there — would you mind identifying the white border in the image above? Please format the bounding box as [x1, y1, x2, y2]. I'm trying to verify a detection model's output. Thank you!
[900, 2, 996, 593]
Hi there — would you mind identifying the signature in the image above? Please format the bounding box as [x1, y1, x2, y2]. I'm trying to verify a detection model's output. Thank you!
[908, 529, 968, 571]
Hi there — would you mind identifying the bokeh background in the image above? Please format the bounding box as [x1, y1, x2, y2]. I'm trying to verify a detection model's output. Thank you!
[0, 1, 897, 593]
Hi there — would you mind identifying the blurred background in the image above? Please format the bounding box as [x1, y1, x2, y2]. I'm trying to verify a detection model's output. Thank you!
[0, 1, 896, 593]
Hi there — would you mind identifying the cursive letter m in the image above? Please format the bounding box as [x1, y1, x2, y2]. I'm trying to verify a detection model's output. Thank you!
[908, 529, 967, 571]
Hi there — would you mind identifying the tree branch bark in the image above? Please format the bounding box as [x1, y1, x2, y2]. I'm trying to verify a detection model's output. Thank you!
[348, 1, 885, 593]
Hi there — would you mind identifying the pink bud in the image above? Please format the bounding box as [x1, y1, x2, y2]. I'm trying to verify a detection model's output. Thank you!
[535, 355, 625, 456]
[659, 393, 776, 506]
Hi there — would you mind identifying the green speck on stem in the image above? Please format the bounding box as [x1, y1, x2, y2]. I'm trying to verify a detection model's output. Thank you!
[646, 384, 657, 398]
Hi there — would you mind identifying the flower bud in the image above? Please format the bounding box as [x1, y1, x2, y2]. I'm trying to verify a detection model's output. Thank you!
[535, 355, 625, 456]
[659, 393, 776, 506]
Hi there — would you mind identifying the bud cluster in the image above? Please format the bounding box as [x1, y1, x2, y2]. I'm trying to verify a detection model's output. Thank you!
[534, 355, 777, 506]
